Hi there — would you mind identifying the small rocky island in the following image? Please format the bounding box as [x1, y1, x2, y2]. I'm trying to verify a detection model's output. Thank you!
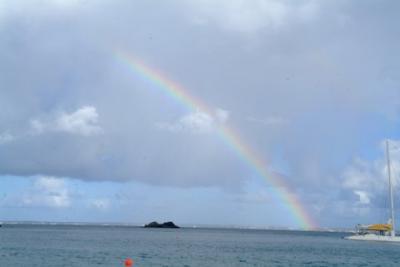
[144, 221, 180, 228]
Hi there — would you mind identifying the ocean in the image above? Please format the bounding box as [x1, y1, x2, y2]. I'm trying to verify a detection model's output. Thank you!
[1, 224, 400, 266]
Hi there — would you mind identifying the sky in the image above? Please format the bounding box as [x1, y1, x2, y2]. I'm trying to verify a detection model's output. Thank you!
[1, 0, 400, 229]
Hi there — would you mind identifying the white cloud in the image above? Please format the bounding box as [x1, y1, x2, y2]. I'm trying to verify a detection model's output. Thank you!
[342, 158, 380, 191]
[354, 190, 370, 205]
[342, 139, 400, 209]
[56, 106, 102, 136]
[179, 111, 214, 133]
[31, 106, 102, 136]
[22, 176, 71, 208]
[184, 0, 319, 33]
[158, 108, 230, 134]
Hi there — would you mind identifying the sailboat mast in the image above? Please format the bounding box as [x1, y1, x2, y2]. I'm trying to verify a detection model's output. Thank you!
[386, 139, 395, 237]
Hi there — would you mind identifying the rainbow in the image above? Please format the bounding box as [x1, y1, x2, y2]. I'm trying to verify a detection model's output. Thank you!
[115, 51, 317, 230]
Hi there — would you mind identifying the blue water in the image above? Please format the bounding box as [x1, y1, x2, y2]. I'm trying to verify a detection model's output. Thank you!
[1, 224, 400, 266]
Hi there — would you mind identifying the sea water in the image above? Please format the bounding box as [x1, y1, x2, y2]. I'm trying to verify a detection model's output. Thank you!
[1, 224, 400, 266]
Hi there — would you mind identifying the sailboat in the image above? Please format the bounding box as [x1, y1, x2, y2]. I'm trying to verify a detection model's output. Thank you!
[345, 140, 400, 242]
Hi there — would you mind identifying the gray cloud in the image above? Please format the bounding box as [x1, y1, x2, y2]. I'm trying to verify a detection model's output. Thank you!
[1, 0, 400, 223]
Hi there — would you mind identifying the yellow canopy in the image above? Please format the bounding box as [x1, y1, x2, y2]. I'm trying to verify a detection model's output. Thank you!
[367, 224, 392, 231]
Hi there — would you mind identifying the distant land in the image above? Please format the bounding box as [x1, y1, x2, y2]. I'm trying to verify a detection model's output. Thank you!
[144, 221, 180, 228]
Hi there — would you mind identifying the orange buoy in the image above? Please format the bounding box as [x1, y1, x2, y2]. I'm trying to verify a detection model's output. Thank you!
[124, 258, 134, 266]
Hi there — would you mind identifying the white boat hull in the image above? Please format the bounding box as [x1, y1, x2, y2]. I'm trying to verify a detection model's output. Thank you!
[345, 234, 400, 242]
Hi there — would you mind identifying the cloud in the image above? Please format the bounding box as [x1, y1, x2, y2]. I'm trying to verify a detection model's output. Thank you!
[30, 120, 46, 134]
[21, 176, 71, 208]
[343, 140, 400, 191]
[1, 0, 400, 227]
[31, 106, 102, 136]
[178, 111, 214, 133]
[56, 106, 102, 136]
[354, 190, 370, 205]
[184, 0, 319, 33]
[157, 108, 229, 134]
[342, 158, 381, 192]
[0, 132, 15, 145]
[215, 108, 230, 123]
[341, 139, 400, 214]
[0, 0, 89, 26]
[88, 198, 110, 210]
